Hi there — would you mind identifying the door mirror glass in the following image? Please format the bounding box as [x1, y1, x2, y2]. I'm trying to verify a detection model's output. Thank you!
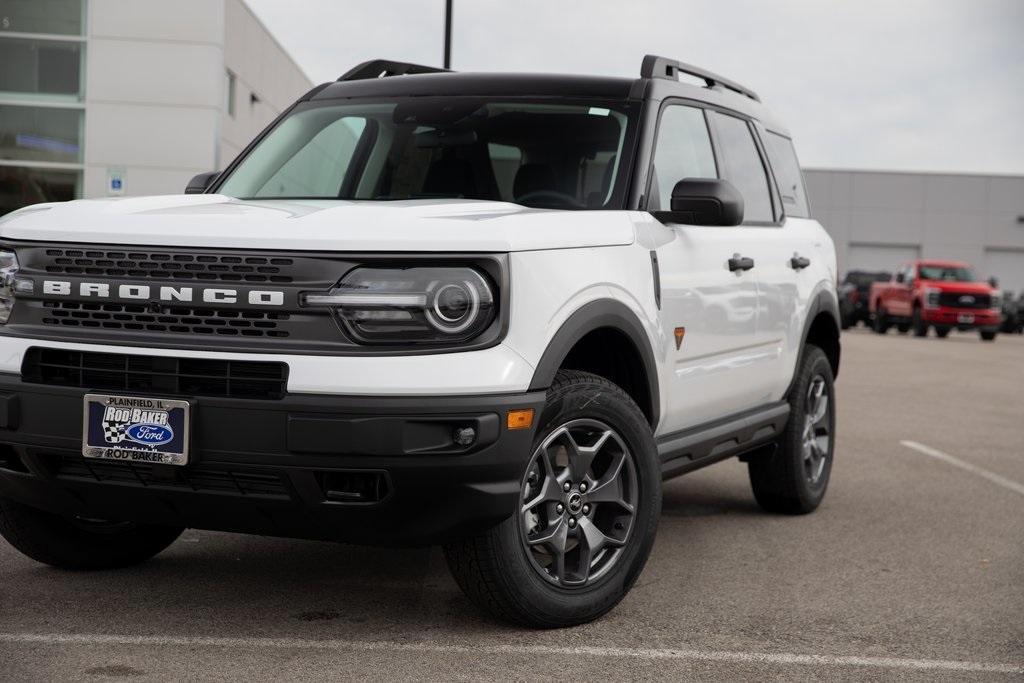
[185, 171, 220, 194]
[654, 177, 744, 226]
[895, 271, 905, 283]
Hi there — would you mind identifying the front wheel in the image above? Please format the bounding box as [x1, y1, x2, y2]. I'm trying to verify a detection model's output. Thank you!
[0, 497, 183, 570]
[980, 329, 998, 342]
[444, 370, 660, 628]
[748, 345, 835, 514]
[912, 307, 929, 337]
[935, 326, 951, 338]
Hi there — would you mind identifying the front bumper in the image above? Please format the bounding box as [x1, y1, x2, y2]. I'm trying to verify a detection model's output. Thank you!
[922, 307, 1000, 328]
[0, 375, 545, 546]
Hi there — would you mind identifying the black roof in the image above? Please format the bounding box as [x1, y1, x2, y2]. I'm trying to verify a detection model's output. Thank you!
[310, 71, 640, 101]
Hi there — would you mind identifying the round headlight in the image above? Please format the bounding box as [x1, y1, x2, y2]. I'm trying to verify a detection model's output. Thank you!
[427, 279, 483, 333]
[303, 265, 497, 345]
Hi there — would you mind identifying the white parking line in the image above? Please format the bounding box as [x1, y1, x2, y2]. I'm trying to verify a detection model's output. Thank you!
[900, 440, 1024, 497]
[0, 633, 1021, 675]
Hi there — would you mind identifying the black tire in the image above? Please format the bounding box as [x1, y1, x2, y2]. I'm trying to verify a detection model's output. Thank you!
[980, 330, 997, 342]
[444, 370, 660, 628]
[896, 323, 910, 334]
[935, 326, 951, 338]
[0, 497, 183, 570]
[872, 305, 890, 334]
[748, 345, 835, 515]
[912, 307, 928, 337]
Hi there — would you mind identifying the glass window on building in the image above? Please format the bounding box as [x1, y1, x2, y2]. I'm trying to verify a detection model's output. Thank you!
[226, 70, 237, 117]
[0, 0, 85, 215]
[0, 38, 82, 98]
[0, 104, 82, 163]
[0, 166, 79, 215]
[0, 0, 84, 35]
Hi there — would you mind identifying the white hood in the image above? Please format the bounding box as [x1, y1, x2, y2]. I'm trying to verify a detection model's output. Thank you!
[0, 195, 636, 252]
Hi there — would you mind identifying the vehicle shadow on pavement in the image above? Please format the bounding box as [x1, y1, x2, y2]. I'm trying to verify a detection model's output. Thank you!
[2, 533, 499, 630]
[1, 482, 760, 637]
[660, 476, 761, 518]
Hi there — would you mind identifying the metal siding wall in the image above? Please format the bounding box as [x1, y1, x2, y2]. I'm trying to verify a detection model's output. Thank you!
[805, 169, 1024, 284]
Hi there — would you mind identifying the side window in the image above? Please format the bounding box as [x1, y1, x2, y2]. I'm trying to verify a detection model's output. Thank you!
[764, 132, 810, 218]
[255, 117, 368, 198]
[649, 105, 716, 211]
[710, 112, 774, 223]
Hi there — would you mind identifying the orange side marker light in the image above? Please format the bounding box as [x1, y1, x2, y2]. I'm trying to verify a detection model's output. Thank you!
[507, 409, 535, 430]
[674, 326, 686, 350]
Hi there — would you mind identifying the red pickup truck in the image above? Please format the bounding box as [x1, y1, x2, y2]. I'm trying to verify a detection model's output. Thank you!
[869, 260, 1002, 341]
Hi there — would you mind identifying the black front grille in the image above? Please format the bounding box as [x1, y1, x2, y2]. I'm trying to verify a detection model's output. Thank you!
[938, 292, 991, 309]
[41, 301, 290, 338]
[21, 347, 288, 400]
[41, 248, 295, 283]
[57, 456, 290, 499]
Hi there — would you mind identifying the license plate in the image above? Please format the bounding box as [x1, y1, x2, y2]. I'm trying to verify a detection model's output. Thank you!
[82, 394, 191, 466]
[957, 314, 974, 324]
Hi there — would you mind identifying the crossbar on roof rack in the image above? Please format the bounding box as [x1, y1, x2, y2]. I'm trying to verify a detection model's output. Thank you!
[338, 59, 450, 82]
[641, 55, 760, 102]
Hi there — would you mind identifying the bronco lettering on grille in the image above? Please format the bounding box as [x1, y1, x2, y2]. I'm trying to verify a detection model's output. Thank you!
[41, 280, 285, 306]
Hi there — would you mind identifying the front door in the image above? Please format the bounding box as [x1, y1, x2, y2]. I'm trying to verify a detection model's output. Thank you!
[647, 104, 770, 434]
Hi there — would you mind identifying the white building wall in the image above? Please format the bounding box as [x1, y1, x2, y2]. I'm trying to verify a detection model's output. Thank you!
[806, 169, 1024, 293]
[81, 0, 311, 198]
[220, 0, 313, 169]
[83, 0, 225, 197]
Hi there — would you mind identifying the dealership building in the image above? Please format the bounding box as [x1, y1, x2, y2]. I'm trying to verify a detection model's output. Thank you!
[2, 1, 1023, 293]
[805, 170, 1024, 293]
[0, 0, 311, 212]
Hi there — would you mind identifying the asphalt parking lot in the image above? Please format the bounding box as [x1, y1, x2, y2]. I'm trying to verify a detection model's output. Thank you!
[0, 328, 1021, 681]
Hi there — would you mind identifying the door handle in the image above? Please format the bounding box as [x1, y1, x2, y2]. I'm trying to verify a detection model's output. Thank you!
[790, 254, 811, 270]
[728, 254, 755, 272]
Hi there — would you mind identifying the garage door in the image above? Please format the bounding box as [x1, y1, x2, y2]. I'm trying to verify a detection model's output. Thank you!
[845, 243, 920, 274]
[983, 249, 1024, 295]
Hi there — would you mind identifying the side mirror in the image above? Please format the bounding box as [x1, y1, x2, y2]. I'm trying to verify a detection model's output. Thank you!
[988, 276, 999, 288]
[185, 171, 220, 194]
[895, 272, 905, 283]
[654, 178, 744, 226]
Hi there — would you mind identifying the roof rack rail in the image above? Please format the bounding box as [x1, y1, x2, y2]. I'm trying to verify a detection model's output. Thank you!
[338, 59, 450, 82]
[641, 55, 760, 102]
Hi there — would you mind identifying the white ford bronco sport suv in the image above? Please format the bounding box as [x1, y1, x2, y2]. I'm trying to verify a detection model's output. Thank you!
[0, 56, 839, 628]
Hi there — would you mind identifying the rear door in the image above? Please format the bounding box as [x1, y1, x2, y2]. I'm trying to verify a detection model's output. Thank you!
[890, 263, 916, 317]
[744, 125, 821, 398]
[704, 112, 800, 404]
[648, 104, 771, 433]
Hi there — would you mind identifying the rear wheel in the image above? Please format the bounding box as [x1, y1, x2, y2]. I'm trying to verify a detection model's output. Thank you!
[980, 329, 998, 342]
[935, 326, 951, 338]
[749, 346, 835, 514]
[912, 307, 929, 337]
[896, 322, 910, 334]
[444, 370, 660, 628]
[0, 497, 183, 570]
[872, 305, 890, 334]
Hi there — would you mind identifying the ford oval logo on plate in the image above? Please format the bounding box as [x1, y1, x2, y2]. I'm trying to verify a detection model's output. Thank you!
[125, 422, 175, 446]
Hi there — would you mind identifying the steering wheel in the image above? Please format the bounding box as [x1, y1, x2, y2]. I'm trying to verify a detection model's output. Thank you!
[515, 190, 585, 210]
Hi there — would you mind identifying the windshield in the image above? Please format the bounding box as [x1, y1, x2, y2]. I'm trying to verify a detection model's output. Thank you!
[845, 271, 891, 286]
[217, 97, 638, 210]
[918, 265, 977, 282]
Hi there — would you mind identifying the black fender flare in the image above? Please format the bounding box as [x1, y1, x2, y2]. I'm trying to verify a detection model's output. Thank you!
[785, 288, 842, 398]
[528, 299, 660, 428]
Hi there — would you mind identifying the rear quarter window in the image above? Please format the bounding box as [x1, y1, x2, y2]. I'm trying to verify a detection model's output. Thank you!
[764, 132, 810, 218]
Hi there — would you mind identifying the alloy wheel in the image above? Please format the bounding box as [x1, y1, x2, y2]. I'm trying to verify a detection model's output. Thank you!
[519, 419, 638, 587]
[802, 375, 832, 484]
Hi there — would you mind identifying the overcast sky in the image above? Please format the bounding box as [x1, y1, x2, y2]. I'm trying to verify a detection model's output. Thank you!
[246, 0, 1024, 175]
